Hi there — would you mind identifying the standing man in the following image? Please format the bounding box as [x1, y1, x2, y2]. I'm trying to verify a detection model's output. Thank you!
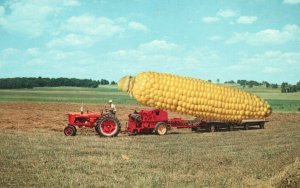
[108, 100, 117, 115]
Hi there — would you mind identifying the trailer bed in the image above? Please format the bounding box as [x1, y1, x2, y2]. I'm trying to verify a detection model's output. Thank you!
[189, 119, 268, 132]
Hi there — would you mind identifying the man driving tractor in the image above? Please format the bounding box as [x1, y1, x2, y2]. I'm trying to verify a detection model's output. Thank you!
[108, 100, 117, 115]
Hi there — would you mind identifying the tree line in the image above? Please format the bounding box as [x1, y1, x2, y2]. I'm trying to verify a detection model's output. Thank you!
[0, 77, 117, 89]
[223, 80, 300, 93]
[280, 82, 300, 93]
[1, 77, 299, 93]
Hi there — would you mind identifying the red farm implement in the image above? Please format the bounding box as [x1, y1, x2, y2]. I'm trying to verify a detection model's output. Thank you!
[126, 109, 203, 135]
[65, 108, 267, 137]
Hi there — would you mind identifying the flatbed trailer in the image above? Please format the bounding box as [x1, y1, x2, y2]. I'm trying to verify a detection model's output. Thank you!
[191, 119, 267, 132]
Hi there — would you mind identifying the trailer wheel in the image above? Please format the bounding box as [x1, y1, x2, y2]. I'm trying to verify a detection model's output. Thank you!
[96, 114, 121, 137]
[64, 125, 76, 136]
[259, 123, 265, 129]
[155, 122, 168, 135]
[228, 125, 234, 131]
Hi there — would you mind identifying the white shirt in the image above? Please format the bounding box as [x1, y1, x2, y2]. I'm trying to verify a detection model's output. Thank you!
[110, 103, 117, 112]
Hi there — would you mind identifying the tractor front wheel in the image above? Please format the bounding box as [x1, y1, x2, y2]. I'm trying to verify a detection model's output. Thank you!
[64, 125, 77, 136]
[96, 114, 121, 137]
[155, 122, 168, 136]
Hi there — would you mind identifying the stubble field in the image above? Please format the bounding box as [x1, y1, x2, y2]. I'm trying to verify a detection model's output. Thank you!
[0, 86, 299, 187]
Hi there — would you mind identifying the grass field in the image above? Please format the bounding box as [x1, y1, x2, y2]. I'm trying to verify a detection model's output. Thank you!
[0, 117, 299, 187]
[0, 85, 299, 112]
[0, 86, 137, 105]
[0, 86, 299, 187]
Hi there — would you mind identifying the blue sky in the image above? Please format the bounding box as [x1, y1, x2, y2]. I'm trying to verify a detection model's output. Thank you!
[0, 0, 299, 84]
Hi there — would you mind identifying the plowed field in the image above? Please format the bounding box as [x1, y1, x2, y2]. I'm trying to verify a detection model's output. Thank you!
[0, 102, 193, 132]
[0, 102, 299, 132]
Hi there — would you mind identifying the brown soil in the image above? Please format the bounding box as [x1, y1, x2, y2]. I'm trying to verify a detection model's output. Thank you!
[0, 102, 299, 133]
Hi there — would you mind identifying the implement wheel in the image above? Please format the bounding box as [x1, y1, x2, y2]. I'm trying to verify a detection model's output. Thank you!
[259, 123, 265, 129]
[64, 125, 76, 136]
[96, 114, 121, 137]
[155, 122, 168, 136]
[228, 125, 234, 131]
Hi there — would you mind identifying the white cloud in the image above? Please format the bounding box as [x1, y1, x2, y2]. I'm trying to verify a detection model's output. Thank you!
[236, 16, 257, 24]
[47, 34, 93, 48]
[184, 48, 220, 67]
[243, 51, 300, 65]
[48, 15, 127, 48]
[0, 6, 4, 16]
[202, 9, 239, 24]
[0, 48, 21, 58]
[139, 40, 178, 52]
[208, 35, 223, 41]
[108, 41, 221, 79]
[61, 14, 124, 38]
[0, 47, 100, 78]
[202, 16, 219, 23]
[128, 21, 148, 31]
[232, 51, 300, 71]
[226, 32, 250, 44]
[228, 51, 300, 82]
[263, 67, 282, 73]
[47, 14, 149, 49]
[283, 0, 300, 4]
[0, 0, 80, 37]
[217, 9, 238, 18]
[226, 24, 300, 45]
[63, 0, 80, 6]
[109, 40, 180, 62]
[26, 48, 40, 56]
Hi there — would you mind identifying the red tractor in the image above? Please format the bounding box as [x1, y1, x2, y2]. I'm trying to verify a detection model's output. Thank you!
[64, 108, 121, 137]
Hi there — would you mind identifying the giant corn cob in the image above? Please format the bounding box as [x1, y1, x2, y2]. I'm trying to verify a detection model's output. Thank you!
[118, 72, 272, 121]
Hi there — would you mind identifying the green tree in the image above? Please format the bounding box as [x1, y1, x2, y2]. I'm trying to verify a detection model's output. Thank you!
[237, 80, 247, 88]
[100, 79, 109, 85]
[297, 81, 300, 91]
[262, 81, 270, 88]
[281, 82, 289, 93]
[224, 80, 235, 84]
[270, 84, 278, 89]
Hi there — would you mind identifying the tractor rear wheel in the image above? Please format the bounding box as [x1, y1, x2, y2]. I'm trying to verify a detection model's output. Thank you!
[155, 122, 168, 136]
[96, 114, 121, 137]
[64, 125, 76, 136]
